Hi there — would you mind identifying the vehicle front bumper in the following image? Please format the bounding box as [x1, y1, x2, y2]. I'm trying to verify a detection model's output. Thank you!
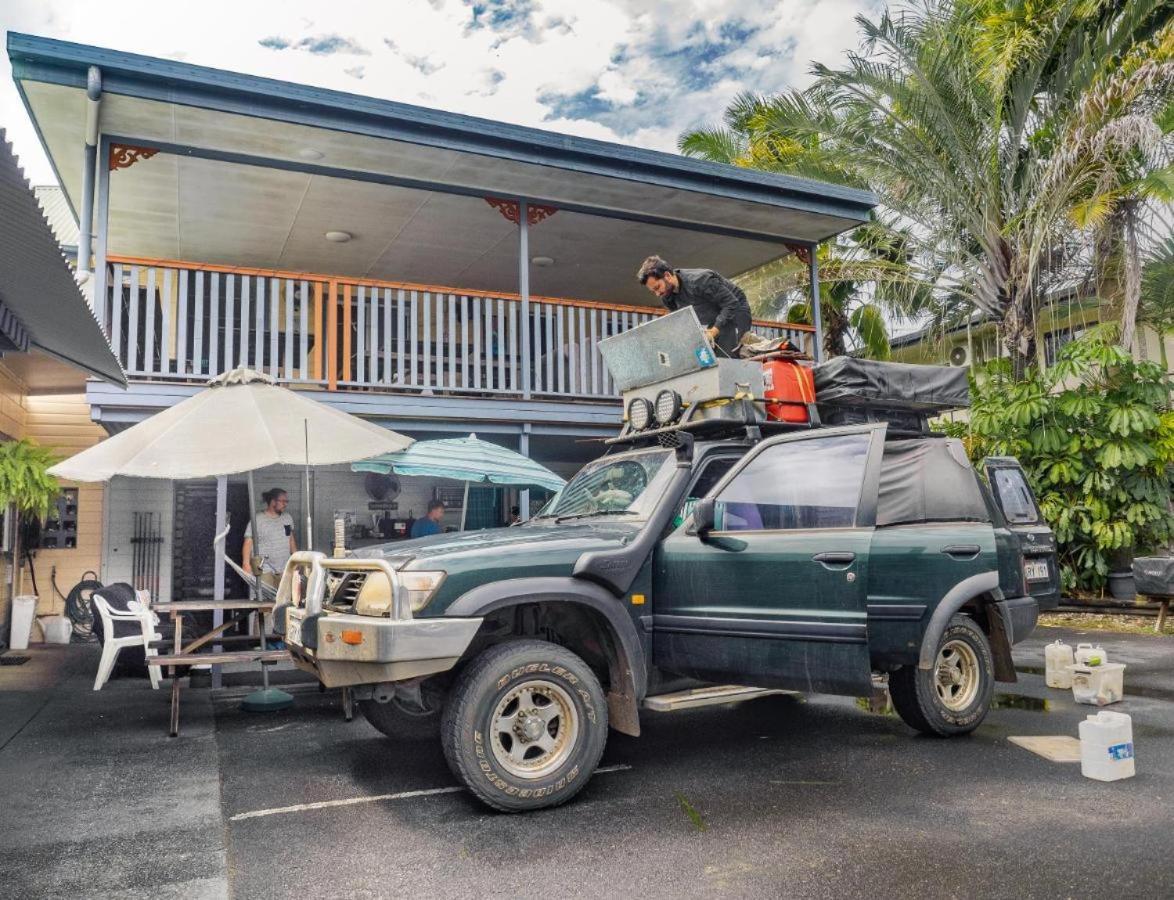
[284, 607, 482, 664]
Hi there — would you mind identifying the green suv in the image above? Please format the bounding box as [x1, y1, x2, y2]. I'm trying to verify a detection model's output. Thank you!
[277, 423, 1058, 812]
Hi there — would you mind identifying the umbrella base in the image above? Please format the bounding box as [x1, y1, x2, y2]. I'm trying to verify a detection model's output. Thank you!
[241, 687, 294, 712]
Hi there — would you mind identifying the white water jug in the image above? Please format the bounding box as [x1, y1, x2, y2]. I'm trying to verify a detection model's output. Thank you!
[1074, 643, 1108, 667]
[1045, 639, 1075, 688]
[1079, 710, 1135, 781]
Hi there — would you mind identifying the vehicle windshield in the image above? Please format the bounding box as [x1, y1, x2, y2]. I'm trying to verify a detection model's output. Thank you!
[535, 449, 674, 522]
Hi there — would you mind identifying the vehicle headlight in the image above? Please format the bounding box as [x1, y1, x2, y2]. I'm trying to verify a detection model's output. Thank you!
[654, 389, 682, 425]
[399, 570, 446, 613]
[628, 397, 653, 431]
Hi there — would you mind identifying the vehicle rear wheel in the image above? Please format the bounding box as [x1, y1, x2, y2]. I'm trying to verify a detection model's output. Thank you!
[441, 640, 608, 812]
[890, 614, 994, 736]
[359, 678, 446, 741]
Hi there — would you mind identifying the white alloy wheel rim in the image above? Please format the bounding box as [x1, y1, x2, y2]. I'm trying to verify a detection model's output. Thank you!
[935, 639, 981, 711]
[490, 679, 580, 779]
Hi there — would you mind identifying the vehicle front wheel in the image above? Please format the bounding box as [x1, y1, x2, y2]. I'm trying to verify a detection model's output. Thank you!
[441, 640, 608, 812]
[358, 678, 446, 741]
[890, 614, 994, 736]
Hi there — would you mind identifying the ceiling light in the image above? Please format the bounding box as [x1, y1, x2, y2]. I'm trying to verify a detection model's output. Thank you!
[531, 256, 555, 267]
[325, 231, 352, 243]
[299, 148, 324, 160]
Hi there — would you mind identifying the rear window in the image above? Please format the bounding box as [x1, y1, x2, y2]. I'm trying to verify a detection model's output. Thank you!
[990, 467, 1042, 525]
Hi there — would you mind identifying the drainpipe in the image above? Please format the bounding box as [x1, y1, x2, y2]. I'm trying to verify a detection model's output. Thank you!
[77, 66, 102, 288]
[808, 243, 823, 363]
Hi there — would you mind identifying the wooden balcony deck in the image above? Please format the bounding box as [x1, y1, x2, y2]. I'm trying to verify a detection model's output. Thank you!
[102, 256, 813, 402]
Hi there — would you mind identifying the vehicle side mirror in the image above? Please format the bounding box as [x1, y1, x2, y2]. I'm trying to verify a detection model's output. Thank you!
[692, 498, 715, 537]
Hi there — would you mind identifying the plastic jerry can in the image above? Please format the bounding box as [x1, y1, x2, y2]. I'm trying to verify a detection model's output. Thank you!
[1044, 639, 1075, 688]
[762, 359, 815, 423]
[1070, 662, 1126, 706]
[1074, 643, 1108, 667]
[38, 616, 72, 644]
[1078, 710, 1135, 781]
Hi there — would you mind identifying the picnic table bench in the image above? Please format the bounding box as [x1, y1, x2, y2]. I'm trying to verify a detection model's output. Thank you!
[152, 600, 290, 736]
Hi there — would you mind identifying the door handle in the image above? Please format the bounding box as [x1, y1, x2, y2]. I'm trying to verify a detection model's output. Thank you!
[941, 544, 981, 560]
[813, 551, 856, 568]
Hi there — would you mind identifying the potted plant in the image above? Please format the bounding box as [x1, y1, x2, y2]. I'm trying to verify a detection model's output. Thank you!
[0, 439, 61, 596]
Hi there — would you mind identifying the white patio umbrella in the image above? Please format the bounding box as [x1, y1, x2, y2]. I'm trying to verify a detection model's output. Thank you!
[49, 368, 413, 709]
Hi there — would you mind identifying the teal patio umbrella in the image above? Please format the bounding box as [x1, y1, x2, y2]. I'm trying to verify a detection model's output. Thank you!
[351, 433, 565, 529]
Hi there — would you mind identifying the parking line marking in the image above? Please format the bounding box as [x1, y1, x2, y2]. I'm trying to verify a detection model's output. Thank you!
[229, 764, 634, 822]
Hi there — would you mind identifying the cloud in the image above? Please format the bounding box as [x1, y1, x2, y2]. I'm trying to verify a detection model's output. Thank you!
[259, 33, 369, 55]
[344, 66, 366, 80]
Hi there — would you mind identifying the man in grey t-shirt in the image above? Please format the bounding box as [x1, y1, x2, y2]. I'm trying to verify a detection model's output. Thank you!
[242, 487, 297, 586]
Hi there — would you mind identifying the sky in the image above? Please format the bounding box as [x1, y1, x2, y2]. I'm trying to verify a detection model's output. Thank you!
[0, 0, 881, 186]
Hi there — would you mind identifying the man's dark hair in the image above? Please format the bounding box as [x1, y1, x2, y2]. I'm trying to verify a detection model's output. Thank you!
[262, 488, 287, 505]
[427, 500, 445, 514]
[637, 255, 672, 284]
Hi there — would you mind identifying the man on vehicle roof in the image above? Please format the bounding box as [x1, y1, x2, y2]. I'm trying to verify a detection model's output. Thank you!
[637, 255, 753, 357]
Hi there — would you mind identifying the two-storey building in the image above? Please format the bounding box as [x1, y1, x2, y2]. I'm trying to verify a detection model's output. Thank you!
[9, 33, 875, 602]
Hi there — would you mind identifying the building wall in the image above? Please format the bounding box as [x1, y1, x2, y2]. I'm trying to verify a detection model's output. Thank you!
[19, 394, 107, 622]
[0, 364, 27, 635]
[102, 477, 174, 601]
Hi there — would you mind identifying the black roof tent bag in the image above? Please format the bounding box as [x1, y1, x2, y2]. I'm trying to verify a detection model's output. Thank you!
[876, 438, 989, 526]
[814, 358, 970, 413]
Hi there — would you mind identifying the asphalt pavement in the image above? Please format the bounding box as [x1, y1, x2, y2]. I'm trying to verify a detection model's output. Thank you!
[2, 625, 1172, 899]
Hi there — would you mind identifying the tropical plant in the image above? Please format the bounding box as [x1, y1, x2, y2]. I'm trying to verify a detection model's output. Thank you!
[0, 439, 60, 520]
[681, 0, 1173, 379]
[954, 329, 1174, 590]
[1137, 233, 1174, 372]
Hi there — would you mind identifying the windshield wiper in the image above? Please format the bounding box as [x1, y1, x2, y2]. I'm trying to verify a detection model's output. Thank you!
[554, 510, 640, 523]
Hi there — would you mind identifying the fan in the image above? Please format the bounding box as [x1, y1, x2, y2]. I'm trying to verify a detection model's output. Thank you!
[363, 472, 401, 501]
[949, 345, 970, 367]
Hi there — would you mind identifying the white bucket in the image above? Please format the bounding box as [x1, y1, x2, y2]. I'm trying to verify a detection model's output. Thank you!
[1070, 662, 1126, 706]
[1074, 643, 1108, 667]
[1079, 710, 1135, 781]
[38, 615, 71, 645]
[8, 595, 37, 651]
[1045, 639, 1074, 688]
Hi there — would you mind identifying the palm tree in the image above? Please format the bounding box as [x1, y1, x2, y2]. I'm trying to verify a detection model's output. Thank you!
[682, 0, 1172, 378]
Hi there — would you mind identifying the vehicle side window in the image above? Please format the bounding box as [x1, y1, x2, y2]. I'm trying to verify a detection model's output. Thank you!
[714, 434, 870, 531]
[990, 467, 1041, 525]
[676, 456, 740, 526]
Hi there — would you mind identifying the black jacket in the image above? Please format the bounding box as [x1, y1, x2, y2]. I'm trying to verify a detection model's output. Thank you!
[661, 268, 752, 354]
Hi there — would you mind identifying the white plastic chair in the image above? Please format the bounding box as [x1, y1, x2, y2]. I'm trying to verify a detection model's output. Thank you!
[92, 590, 162, 691]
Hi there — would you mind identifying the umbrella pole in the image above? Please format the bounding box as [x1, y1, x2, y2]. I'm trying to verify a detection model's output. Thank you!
[303, 418, 312, 551]
[460, 480, 470, 531]
[243, 469, 293, 713]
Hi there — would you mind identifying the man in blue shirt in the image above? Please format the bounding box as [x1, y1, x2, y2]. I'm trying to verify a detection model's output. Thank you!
[410, 500, 446, 538]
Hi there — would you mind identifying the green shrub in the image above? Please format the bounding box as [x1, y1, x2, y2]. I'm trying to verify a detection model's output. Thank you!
[952, 328, 1174, 591]
[0, 439, 60, 521]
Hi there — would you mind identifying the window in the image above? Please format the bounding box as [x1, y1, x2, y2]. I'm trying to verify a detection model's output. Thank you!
[539, 449, 674, 521]
[714, 434, 870, 531]
[1044, 322, 1097, 368]
[989, 467, 1041, 525]
[676, 455, 740, 526]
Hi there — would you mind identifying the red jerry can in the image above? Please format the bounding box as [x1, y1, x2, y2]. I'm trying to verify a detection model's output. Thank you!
[762, 359, 815, 423]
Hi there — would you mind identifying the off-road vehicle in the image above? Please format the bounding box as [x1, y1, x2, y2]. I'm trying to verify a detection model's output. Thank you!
[275, 404, 1058, 811]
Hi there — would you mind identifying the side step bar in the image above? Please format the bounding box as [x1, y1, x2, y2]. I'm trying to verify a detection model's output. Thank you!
[642, 685, 798, 712]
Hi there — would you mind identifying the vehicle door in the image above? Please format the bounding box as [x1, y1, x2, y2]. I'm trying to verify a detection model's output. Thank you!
[983, 458, 1061, 610]
[652, 425, 885, 695]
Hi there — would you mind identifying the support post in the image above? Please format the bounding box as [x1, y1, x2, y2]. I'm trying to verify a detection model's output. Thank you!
[94, 135, 112, 334]
[211, 475, 227, 689]
[519, 200, 532, 399]
[808, 243, 823, 364]
[519, 425, 531, 522]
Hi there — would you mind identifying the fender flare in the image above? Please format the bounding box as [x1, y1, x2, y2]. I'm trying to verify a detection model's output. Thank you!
[445, 577, 648, 734]
[917, 571, 1003, 670]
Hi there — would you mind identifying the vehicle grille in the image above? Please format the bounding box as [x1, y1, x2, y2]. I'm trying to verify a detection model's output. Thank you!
[325, 572, 367, 611]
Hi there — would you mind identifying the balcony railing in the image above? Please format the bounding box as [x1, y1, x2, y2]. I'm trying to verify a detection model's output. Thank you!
[103, 257, 813, 401]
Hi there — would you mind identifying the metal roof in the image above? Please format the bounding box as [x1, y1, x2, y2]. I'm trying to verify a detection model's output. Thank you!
[0, 131, 125, 385]
[8, 33, 876, 309]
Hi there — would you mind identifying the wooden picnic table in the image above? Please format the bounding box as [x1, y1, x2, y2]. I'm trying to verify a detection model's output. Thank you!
[151, 600, 289, 736]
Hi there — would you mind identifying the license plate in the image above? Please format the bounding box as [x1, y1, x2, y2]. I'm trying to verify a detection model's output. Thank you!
[1025, 559, 1049, 581]
[286, 611, 303, 646]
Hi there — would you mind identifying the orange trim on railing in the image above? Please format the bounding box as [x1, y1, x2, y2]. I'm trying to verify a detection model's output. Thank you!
[105, 253, 814, 332]
[327, 281, 338, 392]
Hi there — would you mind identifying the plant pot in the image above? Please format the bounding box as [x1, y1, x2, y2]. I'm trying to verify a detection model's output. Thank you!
[1107, 571, 1136, 601]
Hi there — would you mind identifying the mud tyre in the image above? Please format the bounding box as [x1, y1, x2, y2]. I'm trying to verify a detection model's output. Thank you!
[890, 614, 994, 737]
[441, 640, 608, 812]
